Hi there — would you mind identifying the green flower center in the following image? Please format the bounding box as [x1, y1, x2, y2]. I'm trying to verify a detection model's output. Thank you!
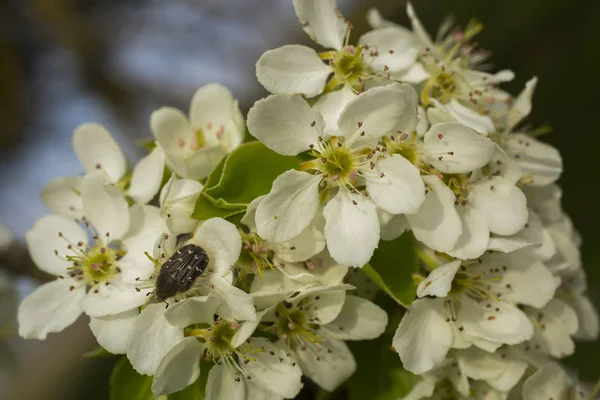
[237, 232, 274, 278]
[440, 172, 470, 206]
[63, 238, 123, 286]
[384, 133, 421, 166]
[272, 301, 321, 349]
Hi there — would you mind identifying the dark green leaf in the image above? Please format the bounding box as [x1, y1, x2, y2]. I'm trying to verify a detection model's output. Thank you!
[364, 232, 418, 307]
[192, 142, 300, 220]
[109, 357, 154, 400]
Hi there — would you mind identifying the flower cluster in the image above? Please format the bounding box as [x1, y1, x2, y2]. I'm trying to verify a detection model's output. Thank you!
[16, 1, 598, 399]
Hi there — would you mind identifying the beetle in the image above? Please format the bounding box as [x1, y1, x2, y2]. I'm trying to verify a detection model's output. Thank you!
[155, 244, 210, 305]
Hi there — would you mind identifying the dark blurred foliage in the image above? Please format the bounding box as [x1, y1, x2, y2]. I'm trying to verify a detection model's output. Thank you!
[0, 0, 598, 398]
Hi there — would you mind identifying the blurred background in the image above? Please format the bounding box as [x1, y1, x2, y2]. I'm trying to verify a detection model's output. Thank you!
[0, 0, 598, 398]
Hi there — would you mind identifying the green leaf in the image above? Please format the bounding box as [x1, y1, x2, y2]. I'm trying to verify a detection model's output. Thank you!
[110, 357, 154, 400]
[137, 139, 157, 152]
[364, 232, 418, 307]
[192, 142, 300, 220]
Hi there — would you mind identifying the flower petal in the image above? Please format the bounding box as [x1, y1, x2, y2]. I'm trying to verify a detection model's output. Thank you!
[447, 206, 489, 260]
[469, 176, 528, 235]
[256, 45, 332, 97]
[421, 123, 496, 174]
[164, 294, 222, 328]
[393, 298, 453, 374]
[18, 278, 84, 339]
[313, 86, 357, 134]
[417, 260, 461, 298]
[72, 123, 127, 183]
[406, 175, 462, 253]
[152, 337, 204, 396]
[247, 94, 323, 155]
[359, 26, 419, 72]
[206, 363, 246, 400]
[522, 363, 568, 400]
[212, 275, 257, 322]
[41, 176, 84, 219]
[151, 107, 193, 158]
[506, 77, 537, 132]
[80, 276, 150, 317]
[89, 309, 138, 354]
[569, 294, 600, 341]
[189, 83, 240, 134]
[81, 171, 130, 240]
[320, 295, 387, 340]
[126, 303, 184, 375]
[192, 217, 241, 275]
[431, 98, 495, 135]
[501, 133, 562, 186]
[242, 339, 303, 398]
[296, 338, 356, 391]
[127, 147, 165, 204]
[293, 0, 348, 50]
[25, 214, 88, 276]
[323, 190, 379, 267]
[367, 154, 425, 215]
[406, 2, 435, 51]
[256, 170, 321, 243]
[458, 297, 533, 345]
[338, 83, 419, 141]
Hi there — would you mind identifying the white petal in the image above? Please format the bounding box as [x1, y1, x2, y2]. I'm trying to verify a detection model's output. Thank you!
[206, 363, 245, 400]
[447, 206, 489, 260]
[256, 45, 332, 97]
[393, 298, 453, 374]
[212, 275, 257, 322]
[41, 176, 84, 219]
[417, 260, 461, 298]
[421, 123, 496, 173]
[293, 0, 348, 50]
[359, 26, 419, 72]
[152, 337, 204, 396]
[126, 303, 184, 375]
[242, 339, 303, 398]
[396, 62, 430, 84]
[164, 294, 222, 328]
[366, 7, 398, 29]
[169, 145, 226, 180]
[522, 363, 568, 400]
[367, 154, 425, 215]
[18, 278, 84, 339]
[296, 338, 356, 391]
[458, 348, 526, 392]
[320, 295, 387, 340]
[25, 214, 88, 276]
[121, 205, 166, 275]
[256, 170, 321, 243]
[406, 175, 462, 253]
[89, 309, 138, 354]
[271, 224, 326, 264]
[313, 86, 357, 134]
[416, 106, 429, 137]
[469, 176, 528, 235]
[323, 191, 379, 267]
[72, 123, 127, 183]
[151, 107, 193, 159]
[487, 145, 523, 185]
[506, 77, 537, 132]
[189, 83, 240, 135]
[570, 294, 600, 341]
[296, 287, 347, 325]
[127, 147, 165, 204]
[458, 297, 533, 345]
[434, 98, 495, 135]
[501, 133, 562, 186]
[526, 299, 577, 358]
[80, 277, 150, 317]
[338, 83, 419, 141]
[81, 171, 130, 240]
[192, 218, 241, 275]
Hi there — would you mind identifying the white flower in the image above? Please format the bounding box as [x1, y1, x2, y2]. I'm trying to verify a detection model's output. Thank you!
[488, 78, 563, 186]
[393, 251, 557, 374]
[247, 84, 424, 266]
[125, 218, 257, 375]
[151, 313, 303, 399]
[42, 123, 165, 219]
[556, 269, 599, 341]
[18, 171, 165, 340]
[257, 0, 416, 101]
[151, 83, 245, 180]
[258, 285, 387, 391]
[159, 174, 204, 235]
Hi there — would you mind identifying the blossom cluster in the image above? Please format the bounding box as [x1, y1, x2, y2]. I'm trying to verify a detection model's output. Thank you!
[16, 1, 598, 399]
